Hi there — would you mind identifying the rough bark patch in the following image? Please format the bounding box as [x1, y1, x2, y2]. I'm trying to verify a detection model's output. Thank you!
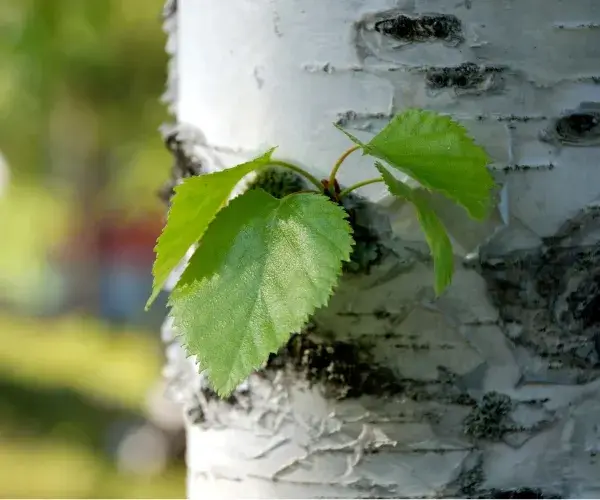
[452, 453, 562, 498]
[264, 332, 479, 405]
[157, 125, 205, 205]
[480, 206, 600, 384]
[265, 333, 402, 399]
[463, 392, 513, 440]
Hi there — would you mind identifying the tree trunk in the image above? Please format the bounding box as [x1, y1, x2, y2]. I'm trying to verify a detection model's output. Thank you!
[161, 1, 600, 497]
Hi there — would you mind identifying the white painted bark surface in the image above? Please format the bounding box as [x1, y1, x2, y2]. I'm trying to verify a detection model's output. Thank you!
[163, 0, 600, 497]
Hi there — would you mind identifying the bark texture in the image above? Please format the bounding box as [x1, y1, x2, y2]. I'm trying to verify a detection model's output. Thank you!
[161, 1, 600, 497]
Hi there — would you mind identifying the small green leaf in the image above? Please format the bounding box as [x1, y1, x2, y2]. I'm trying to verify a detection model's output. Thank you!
[337, 109, 495, 220]
[146, 149, 276, 309]
[376, 162, 454, 295]
[169, 189, 354, 396]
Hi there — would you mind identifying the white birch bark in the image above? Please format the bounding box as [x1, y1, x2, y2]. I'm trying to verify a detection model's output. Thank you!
[161, 1, 600, 497]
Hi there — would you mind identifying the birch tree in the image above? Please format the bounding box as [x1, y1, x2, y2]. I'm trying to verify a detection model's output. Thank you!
[158, 1, 600, 497]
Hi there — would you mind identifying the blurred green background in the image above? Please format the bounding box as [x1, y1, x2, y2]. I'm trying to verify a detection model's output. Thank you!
[0, 1, 186, 497]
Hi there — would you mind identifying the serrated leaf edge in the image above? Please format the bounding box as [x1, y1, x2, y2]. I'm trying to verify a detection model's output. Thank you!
[369, 110, 494, 220]
[169, 191, 355, 396]
[146, 148, 277, 309]
[336, 109, 495, 221]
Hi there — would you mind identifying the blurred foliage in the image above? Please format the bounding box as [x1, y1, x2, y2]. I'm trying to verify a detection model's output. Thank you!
[0, 313, 186, 498]
[0, 1, 185, 497]
[0, 183, 71, 307]
[0, 438, 185, 498]
[0, 0, 172, 305]
[0, 0, 171, 209]
[0, 314, 163, 410]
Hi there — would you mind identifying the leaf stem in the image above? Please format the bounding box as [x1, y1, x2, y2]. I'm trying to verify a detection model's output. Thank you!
[338, 177, 384, 199]
[328, 145, 360, 194]
[268, 160, 324, 192]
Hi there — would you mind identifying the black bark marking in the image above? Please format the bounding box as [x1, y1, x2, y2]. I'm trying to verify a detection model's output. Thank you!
[246, 167, 306, 199]
[266, 332, 477, 403]
[157, 125, 205, 205]
[463, 392, 513, 440]
[555, 112, 600, 143]
[266, 333, 403, 399]
[426, 63, 505, 91]
[486, 489, 561, 499]
[374, 14, 463, 45]
[340, 193, 393, 273]
[541, 103, 600, 146]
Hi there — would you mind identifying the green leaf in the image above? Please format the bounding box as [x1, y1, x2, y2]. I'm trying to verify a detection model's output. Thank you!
[169, 189, 354, 396]
[375, 162, 454, 295]
[146, 149, 276, 309]
[336, 109, 495, 220]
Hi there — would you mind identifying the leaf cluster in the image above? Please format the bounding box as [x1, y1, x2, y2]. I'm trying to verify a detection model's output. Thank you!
[147, 109, 495, 396]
